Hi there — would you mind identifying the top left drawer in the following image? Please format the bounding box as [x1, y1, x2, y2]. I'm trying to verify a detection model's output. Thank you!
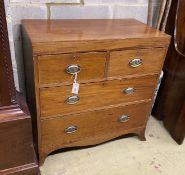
[37, 52, 107, 86]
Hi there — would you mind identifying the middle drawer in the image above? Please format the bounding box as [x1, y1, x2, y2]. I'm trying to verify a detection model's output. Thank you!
[39, 75, 158, 118]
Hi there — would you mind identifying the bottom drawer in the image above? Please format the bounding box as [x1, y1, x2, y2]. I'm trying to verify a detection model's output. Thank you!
[41, 101, 151, 154]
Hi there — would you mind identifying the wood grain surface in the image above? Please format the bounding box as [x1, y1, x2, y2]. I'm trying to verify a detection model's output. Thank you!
[38, 52, 107, 85]
[22, 19, 171, 54]
[22, 19, 169, 43]
[0, 105, 39, 174]
[108, 48, 167, 77]
[40, 75, 158, 118]
[0, 1, 39, 173]
[40, 101, 152, 163]
[22, 19, 170, 165]
[0, 0, 16, 106]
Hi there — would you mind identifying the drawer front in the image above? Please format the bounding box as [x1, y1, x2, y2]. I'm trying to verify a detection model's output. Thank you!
[40, 75, 158, 117]
[41, 101, 151, 150]
[108, 48, 166, 77]
[38, 52, 107, 85]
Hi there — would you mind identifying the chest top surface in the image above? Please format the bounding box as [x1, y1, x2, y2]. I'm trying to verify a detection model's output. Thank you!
[22, 19, 171, 54]
[22, 19, 169, 42]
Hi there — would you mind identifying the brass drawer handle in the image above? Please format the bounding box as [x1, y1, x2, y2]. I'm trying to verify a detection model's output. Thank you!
[64, 126, 78, 134]
[124, 87, 135, 95]
[65, 96, 80, 105]
[66, 64, 81, 74]
[129, 58, 143, 68]
[118, 115, 130, 123]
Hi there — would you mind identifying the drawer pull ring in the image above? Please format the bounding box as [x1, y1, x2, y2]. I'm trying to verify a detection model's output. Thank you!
[129, 58, 143, 68]
[124, 87, 135, 95]
[65, 95, 80, 105]
[118, 115, 130, 123]
[64, 126, 78, 134]
[66, 64, 81, 74]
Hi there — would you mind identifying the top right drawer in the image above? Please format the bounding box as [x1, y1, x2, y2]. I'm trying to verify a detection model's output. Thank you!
[108, 48, 166, 77]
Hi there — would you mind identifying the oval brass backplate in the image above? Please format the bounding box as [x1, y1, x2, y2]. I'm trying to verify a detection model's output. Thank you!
[66, 64, 81, 74]
[129, 58, 143, 68]
[64, 126, 78, 134]
[118, 115, 130, 123]
[65, 96, 80, 105]
[124, 87, 135, 95]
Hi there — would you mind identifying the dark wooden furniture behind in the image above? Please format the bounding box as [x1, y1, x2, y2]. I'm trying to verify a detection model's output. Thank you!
[22, 19, 170, 165]
[0, 1, 39, 174]
[0, 2, 16, 107]
[152, 0, 185, 144]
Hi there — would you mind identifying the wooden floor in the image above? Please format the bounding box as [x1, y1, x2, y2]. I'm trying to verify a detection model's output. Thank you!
[40, 116, 185, 175]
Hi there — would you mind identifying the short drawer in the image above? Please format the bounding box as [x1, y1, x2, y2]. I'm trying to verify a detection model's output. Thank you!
[38, 52, 107, 85]
[39, 75, 158, 117]
[108, 48, 166, 77]
[41, 101, 151, 151]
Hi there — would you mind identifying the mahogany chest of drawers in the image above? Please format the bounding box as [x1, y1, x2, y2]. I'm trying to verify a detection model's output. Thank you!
[22, 19, 170, 165]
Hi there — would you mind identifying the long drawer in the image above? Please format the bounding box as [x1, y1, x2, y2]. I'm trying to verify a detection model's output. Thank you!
[38, 52, 107, 85]
[108, 48, 166, 77]
[39, 75, 158, 118]
[41, 101, 151, 151]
